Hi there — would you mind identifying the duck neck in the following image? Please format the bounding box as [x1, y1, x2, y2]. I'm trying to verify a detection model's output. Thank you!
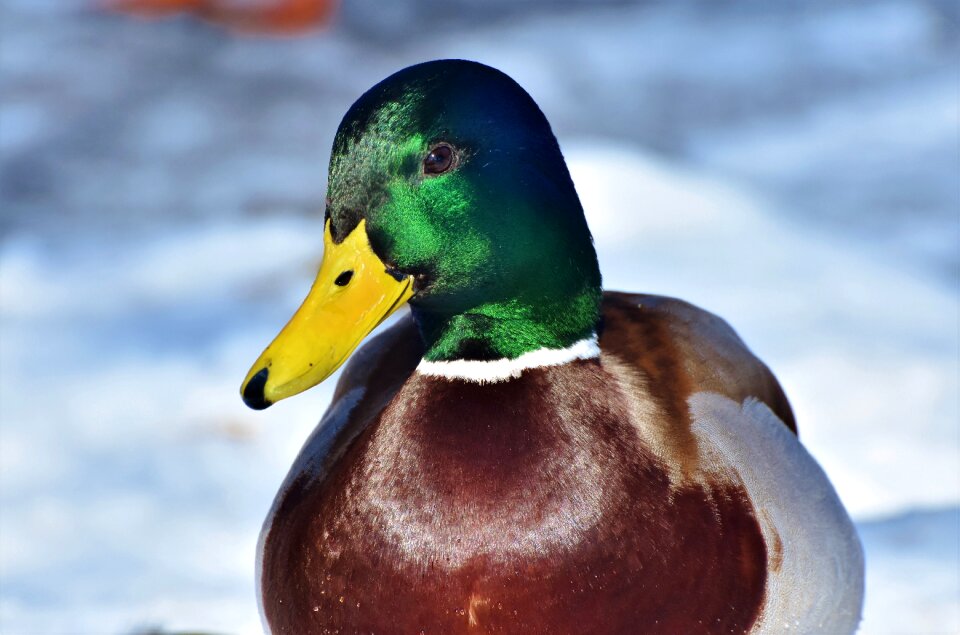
[412, 284, 602, 365]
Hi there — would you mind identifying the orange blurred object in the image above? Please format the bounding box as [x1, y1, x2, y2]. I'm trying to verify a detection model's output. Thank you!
[103, 0, 339, 34]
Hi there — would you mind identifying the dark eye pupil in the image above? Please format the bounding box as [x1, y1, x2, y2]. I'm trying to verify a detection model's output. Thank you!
[424, 145, 453, 175]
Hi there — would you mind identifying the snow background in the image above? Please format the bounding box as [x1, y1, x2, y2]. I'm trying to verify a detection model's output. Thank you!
[1, 1, 957, 632]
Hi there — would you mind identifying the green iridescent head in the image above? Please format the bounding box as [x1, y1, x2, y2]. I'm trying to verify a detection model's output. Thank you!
[326, 59, 601, 362]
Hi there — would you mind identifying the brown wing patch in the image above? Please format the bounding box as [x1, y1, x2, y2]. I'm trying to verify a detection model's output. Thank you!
[601, 292, 797, 435]
[599, 300, 703, 482]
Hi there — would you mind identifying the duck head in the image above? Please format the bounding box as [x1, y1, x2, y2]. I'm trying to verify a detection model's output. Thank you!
[241, 59, 601, 409]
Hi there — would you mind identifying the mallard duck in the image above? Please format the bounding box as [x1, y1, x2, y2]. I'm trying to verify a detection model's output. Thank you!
[240, 59, 864, 634]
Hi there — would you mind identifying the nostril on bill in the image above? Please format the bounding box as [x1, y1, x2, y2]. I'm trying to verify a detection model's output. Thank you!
[334, 270, 353, 286]
[242, 368, 272, 410]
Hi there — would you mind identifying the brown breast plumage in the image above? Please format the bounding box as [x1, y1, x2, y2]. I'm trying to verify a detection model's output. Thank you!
[259, 292, 791, 634]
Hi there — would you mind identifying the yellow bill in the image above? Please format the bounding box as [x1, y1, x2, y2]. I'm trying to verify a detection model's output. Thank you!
[240, 219, 414, 410]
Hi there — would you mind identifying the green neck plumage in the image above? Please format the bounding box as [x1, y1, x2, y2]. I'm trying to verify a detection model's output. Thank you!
[413, 285, 601, 362]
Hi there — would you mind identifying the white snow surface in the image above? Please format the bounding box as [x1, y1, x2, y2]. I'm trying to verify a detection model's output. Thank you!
[1, 1, 957, 633]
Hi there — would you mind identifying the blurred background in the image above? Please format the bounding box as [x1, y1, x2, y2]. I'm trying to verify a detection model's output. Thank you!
[1, 0, 957, 632]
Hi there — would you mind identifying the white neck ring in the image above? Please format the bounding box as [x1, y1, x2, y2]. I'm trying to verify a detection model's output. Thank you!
[415, 335, 600, 384]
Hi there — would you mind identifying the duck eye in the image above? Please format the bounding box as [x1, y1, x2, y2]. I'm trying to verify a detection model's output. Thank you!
[423, 144, 454, 175]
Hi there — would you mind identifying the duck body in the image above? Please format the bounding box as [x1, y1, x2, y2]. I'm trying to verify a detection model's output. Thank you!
[239, 59, 864, 634]
[257, 293, 863, 634]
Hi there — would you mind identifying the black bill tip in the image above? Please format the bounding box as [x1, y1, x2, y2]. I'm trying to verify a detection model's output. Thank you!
[242, 368, 272, 410]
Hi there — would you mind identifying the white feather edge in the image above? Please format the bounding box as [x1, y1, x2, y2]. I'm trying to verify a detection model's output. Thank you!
[415, 335, 600, 383]
[689, 392, 864, 634]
